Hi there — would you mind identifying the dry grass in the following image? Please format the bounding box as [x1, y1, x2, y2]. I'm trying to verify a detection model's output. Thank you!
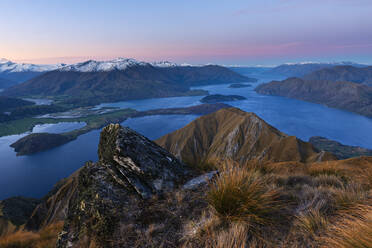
[331, 184, 369, 211]
[313, 174, 344, 188]
[204, 223, 248, 248]
[295, 209, 328, 236]
[208, 165, 282, 228]
[204, 159, 372, 247]
[0, 221, 64, 248]
[308, 162, 346, 178]
[322, 205, 372, 248]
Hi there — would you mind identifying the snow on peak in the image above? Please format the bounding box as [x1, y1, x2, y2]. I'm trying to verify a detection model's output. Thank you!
[0, 58, 65, 73]
[59, 58, 184, 72]
[59, 58, 151, 72]
[0, 57, 192, 74]
[0, 58, 11, 64]
[150, 61, 179, 67]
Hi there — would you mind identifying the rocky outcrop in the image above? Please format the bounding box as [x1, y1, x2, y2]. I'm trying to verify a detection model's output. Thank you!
[98, 124, 190, 198]
[156, 108, 335, 165]
[22, 124, 198, 247]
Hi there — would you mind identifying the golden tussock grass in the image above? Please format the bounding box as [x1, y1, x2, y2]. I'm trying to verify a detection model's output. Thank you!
[207, 164, 282, 228]
[295, 209, 328, 236]
[322, 205, 372, 248]
[0, 221, 64, 248]
[204, 223, 248, 248]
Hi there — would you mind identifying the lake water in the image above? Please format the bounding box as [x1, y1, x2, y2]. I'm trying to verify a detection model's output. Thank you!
[23, 98, 53, 105]
[1, 74, 372, 199]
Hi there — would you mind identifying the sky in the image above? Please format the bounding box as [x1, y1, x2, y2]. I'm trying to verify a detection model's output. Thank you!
[1, 0, 372, 66]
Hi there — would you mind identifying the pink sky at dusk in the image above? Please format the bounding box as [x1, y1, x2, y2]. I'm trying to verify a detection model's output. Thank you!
[1, 0, 371, 66]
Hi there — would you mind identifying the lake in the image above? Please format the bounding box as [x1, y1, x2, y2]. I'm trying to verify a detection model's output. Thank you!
[1, 73, 372, 199]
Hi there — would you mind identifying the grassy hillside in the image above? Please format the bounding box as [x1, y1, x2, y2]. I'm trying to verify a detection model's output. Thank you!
[156, 107, 335, 167]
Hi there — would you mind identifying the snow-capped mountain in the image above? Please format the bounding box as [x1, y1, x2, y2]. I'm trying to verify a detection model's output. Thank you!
[59, 58, 181, 72]
[0, 58, 65, 73]
[59, 58, 148, 72]
[150, 61, 179, 67]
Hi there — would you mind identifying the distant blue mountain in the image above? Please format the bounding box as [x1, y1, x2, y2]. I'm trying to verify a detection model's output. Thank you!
[266, 62, 368, 77]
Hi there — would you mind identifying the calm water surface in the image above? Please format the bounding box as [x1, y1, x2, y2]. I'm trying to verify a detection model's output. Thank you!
[23, 98, 53, 105]
[1, 74, 372, 199]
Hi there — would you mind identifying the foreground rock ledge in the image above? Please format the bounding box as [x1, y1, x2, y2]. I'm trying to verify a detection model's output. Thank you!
[98, 124, 190, 198]
[51, 124, 197, 247]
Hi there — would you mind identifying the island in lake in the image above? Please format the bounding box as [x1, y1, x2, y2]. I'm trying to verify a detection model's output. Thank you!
[228, 83, 252, 88]
[200, 94, 247, 103]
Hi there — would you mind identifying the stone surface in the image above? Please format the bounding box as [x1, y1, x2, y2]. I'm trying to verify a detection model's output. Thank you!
[183, 171, 218, 190]
[98, 124, 190, 198]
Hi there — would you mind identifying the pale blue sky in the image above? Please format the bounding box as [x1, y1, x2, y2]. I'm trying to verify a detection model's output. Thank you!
[0, 0, 371, 65]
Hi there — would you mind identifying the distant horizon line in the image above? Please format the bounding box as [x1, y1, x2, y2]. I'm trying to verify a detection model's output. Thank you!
[2, 56, 370, 68]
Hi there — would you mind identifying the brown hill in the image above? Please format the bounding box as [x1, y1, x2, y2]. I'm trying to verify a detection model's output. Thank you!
[255, 78, 372, 117]
[156, 107, 334, 165]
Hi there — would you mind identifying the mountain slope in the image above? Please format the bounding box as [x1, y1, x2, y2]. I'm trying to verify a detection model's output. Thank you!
[309, 136, 372, 159]
[0, 78, 16, 89]
[255, 78, 372, 117]
[3, 59, 252, 105]
[0, 58, 65, 85]
[156, 107, 334, 165]
[303, 65, 372, 86]
[266, 62, 366, 77]
[0, 96, 34, 112]
[0, 197, 40, 236]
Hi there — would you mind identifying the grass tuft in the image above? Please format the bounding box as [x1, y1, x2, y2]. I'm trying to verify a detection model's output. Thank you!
[208, 166, 282, 226]
[322, 205, 372, 248]
[296, 209, 328, 236]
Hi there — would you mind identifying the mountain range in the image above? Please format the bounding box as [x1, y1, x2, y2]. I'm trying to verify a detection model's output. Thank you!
[255, 65, 372, 117]
[0, 58, 65, 86]
[3, 58, 253, 106]
[303, 65, 372, 86]
[266, 61, 367, 77]
[256, 77, 372, 117]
